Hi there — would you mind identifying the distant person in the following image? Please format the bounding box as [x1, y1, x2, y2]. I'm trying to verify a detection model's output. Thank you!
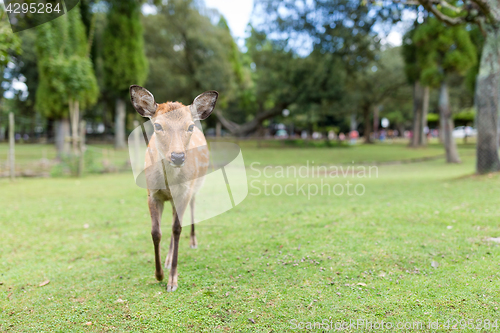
[349, 130, 359, 144]
[339, 132, 346, 141]
[464, 126, 472, 143]
[379, 130, 386, 142]
[465, 126, 472, 137]
[328, 130, 336, 141]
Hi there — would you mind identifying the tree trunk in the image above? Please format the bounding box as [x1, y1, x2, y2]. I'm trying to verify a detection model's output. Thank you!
[55, 118, 70, 158]
[69, 99, 80, 154]
[350, 113, 357, 132]
[420, 86, 430, 146]
[438, 109, 445, 144]
[410, 81, 423, 147]
[115, 97, 127, 149]
[9, 112, 14, 180]
[373, 105, 379, 140]
[216, 121, 221, 137]
[46, 118, 54, 143]
[439, 81, 460, 163]
[475, 24, 500, 174]
[362, 105, 373, 144]
[78, 120, 86, 177]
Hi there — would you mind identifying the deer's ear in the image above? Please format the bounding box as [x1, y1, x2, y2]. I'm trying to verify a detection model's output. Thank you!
[191, 91, 218, 120]
[130, 85, 158, 118]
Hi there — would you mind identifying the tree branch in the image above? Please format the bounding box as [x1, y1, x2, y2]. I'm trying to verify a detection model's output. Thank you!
[470, 0, 497, 23]
[418, 0, 466, 25]
[215, 105, 288, 137]
[440, 0, 461, 13]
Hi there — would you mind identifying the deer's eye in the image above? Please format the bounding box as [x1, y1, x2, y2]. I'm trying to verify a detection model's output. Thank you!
[187, 124, 195, 132]
[154, 123, 163, 131]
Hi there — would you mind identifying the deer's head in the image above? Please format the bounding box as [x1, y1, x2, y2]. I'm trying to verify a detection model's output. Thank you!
[130, 85, 218, 168]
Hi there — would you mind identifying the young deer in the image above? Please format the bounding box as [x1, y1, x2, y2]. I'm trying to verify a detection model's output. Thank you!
[130, 85, 218, 292]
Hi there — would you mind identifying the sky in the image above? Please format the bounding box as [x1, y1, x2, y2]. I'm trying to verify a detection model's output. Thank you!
[204, 0, 254, 47]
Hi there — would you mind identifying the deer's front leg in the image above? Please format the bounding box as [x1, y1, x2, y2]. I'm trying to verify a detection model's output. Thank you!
[148, 196, 164, 281]
[167, 207, 182, 292]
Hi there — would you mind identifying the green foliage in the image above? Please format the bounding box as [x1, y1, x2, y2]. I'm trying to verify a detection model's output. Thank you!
[248, 0, 402, 133]
[413, 17, 477, 88]
[0, 8, 21, 68]
[143, 0, 237, 108]
[463, 26, 484, 94]
[402, 23, 419, 84]
[103, 0, 148, 96]
[254, 0, 388, 73]
[453, 107, 475, 122]
[342, 47, 411, 131]
[242, 28, 347, 125]
[35, 5, 98, 118]
[427, 113, 439, 123]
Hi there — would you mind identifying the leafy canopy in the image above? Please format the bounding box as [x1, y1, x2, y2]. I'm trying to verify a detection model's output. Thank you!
[103, 0, 148, 96]
[413, 17, 477, 87]
[35, 4, 98, 118]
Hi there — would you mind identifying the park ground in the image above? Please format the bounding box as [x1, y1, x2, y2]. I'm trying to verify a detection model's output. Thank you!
[1, 141, 499, 332]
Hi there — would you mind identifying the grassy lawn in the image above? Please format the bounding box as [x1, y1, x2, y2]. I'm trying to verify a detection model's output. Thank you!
[1, 144, 499, 332]
[0, 144, 130, 170]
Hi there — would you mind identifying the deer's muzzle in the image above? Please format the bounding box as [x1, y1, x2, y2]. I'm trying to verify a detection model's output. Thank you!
[170, 152, 185, 167]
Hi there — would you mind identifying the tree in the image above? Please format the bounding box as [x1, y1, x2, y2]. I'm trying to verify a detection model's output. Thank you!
[413, 17, 477, 163]
[402, 21, 431, 147]
[0, 7, 21, 138]
[234, 0, 399, 138]
[415, 0, 500, 172]
[35, 4, 98, 156]
[103, 0, 148, 149]
[143, 0, 238, 111]
[0, 9, 21, 69]
[253, 0, 395, 73]
[216, 27, 347, 137]
[345, 47, 408, 143]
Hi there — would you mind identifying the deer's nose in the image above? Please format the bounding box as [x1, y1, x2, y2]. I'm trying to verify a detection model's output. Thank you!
[171, 152, 185, 166]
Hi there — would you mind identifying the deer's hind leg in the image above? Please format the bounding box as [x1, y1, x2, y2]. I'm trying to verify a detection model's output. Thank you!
[164, 234, 174, 269]
[148, 196, 164, 281]
[189, 196, 197, 249]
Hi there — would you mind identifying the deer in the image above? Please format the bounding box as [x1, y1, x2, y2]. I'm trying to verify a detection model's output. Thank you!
[129, 85, 218, 292]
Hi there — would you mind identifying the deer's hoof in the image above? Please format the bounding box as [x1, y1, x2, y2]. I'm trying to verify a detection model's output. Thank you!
[155, 271, 164, 281]
[190, 244, 198, 249]
[166, 284, 177, 292]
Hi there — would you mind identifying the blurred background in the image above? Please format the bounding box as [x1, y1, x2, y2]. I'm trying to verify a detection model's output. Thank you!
[0, 0, 493, 176]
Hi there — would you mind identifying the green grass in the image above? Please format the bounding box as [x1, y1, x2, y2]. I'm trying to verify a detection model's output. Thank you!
[1, 144, 499, 332]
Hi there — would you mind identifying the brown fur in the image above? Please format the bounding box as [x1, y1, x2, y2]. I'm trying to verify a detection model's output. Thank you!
[155, 102, 185, 116]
